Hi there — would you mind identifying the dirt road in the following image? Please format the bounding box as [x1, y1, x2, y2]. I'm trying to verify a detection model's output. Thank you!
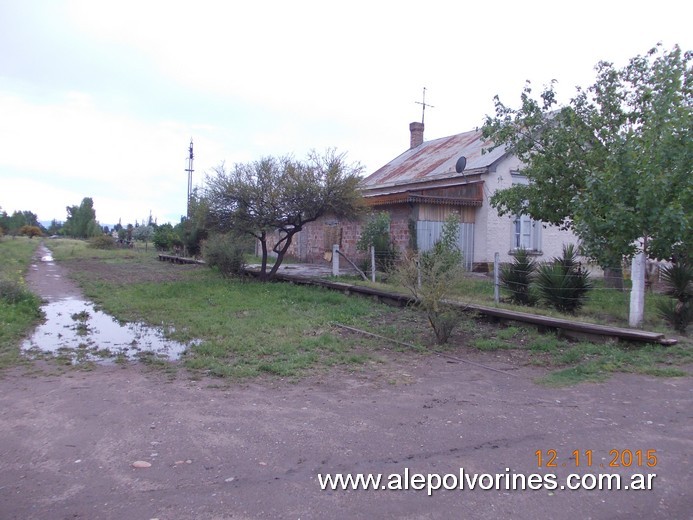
[0, 247, 691, 519]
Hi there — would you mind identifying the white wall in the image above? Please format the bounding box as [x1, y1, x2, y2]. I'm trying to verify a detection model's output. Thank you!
[474, 155, 580, 266]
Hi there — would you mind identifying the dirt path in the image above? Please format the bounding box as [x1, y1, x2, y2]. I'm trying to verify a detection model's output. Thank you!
[1, 247, 691, 519]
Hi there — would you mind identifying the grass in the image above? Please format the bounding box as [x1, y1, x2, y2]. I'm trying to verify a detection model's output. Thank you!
[0, 237, 43, 370]
[45, 241, 396, 378]
[10, 238, 691, 385]
[347, 267, 679, 333]
[464, 321, 690, 386]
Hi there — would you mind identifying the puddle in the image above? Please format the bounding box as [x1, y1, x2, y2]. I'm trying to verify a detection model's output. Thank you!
[23, 245, 196, 364]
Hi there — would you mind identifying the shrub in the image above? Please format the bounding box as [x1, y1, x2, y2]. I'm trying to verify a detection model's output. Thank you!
[656, 260, 692, 334]
[19, 225, 43, 238]
[535, 244, 592, 314]
[203, 234, 249, 277]
[396, 215, 465, 345]
[87, 235, 116, 250]
[500, 248, 537, 305]
[0, 279, 39, 305]
[356, 212, 398, 273]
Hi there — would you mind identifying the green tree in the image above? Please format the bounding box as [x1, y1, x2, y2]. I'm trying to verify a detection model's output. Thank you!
[1, 210, 40, 235]
[205, 149, 363, 280]
[153, 223, 177, 251]
[132, 224, 154, 247]
[63, 197, 102, 238]
[46, 219, 62, 235]
[482, 44, 692, 270]
[176, 189, 209, 257]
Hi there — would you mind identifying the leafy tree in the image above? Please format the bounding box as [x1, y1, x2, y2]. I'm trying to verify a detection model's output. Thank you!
[482, 44, 692, 271]
[0, 210, 40, 235]
[46, 219, 62, 235]
[132, 224, 154, 247]
[205, 149, 363, 280]
[176, 189, 209, 257]
[153, 223, 177, 251]
[63, 197, 102, 238]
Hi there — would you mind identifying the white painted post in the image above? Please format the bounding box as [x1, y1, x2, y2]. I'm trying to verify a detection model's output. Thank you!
[417, 258, 422, 288]
[370, 245, 376, 283]
[332, 244, 339, 277]
[629, 252, 645, 327]
[494, 252, 500, 304]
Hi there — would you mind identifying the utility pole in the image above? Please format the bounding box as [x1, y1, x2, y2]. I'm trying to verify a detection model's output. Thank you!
[185, 138, 194, 218]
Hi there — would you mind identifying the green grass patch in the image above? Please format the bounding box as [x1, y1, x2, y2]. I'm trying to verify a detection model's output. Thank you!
[58, 261, 390, 379]
[0, 237, 43, 370]
[537, 341, 691, 386]
[30, 241, 692, 384]
[471, 338, 513, 351]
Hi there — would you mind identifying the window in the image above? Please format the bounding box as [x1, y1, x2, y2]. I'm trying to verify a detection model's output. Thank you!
[512, 215, 541, 252]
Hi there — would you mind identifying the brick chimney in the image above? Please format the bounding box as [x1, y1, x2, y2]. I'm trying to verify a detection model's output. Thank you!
[409, 122, 424, 149]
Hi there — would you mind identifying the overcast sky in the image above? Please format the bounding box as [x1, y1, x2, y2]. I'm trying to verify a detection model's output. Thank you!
[1, 0, 690, 226]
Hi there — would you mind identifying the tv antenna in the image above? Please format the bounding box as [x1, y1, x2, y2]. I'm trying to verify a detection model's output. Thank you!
[185, 138, 194, 218]
[415, 87, 434, 124]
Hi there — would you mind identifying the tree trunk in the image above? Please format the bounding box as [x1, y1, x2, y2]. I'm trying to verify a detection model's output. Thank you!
[268, 231, 296, 279]
[259, 233, 269, 281]
[603, 267, 624, 291]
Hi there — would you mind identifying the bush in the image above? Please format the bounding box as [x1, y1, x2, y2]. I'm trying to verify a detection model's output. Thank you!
[395, 215, 465, 345]
[500, 248, 537, 305]
[356, 212, 398, 273]
[0, 279, 39, 305]
[656, 260, 692, 334]
[87, 235, 116, 250]
[535, 244, 592, 314]
[203, 234, 249, 277]
[19, 225, 43, 238]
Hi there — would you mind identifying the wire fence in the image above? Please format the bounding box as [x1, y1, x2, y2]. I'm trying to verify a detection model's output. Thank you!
[333, 246, 673, 329]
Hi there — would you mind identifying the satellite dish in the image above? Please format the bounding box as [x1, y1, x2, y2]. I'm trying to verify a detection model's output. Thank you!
[455, 156, 467, 173]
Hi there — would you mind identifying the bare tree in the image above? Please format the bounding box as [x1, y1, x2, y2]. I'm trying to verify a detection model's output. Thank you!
[205, 149, 364, 280]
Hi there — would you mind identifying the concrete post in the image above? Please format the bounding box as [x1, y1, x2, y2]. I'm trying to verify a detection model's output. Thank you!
[370, 245, 376, 283]
[629, 252, 646, 327]
[332, 244, 339, 277]
[494, 252, 500, 304]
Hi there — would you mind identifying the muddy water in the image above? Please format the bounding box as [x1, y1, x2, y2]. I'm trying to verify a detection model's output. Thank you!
[22, 243, 193, 363]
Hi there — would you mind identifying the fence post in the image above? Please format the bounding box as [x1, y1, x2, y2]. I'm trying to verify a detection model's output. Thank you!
[416, 258, 421, 288]
[370, 245, 376, 283]
[629, 252, 645, 327]
[332, 244, 339, 277]
[494, 252, 500, 304]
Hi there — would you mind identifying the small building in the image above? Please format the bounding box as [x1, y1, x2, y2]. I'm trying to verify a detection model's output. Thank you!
[285, 122, 578, 271]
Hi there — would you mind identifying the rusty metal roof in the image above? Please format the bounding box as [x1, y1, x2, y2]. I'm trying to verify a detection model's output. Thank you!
[360, 128, 507, 192]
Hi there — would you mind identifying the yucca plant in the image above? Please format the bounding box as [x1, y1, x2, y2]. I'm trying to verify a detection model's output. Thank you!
[500, 248, 537, 306]
[535, 244, 592, 314]
[656, 260, 692, 334]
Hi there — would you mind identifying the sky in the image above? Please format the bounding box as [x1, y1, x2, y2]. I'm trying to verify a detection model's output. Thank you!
[1, 0, 690, 226]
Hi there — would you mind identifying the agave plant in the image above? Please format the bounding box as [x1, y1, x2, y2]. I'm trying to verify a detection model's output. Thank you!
[500, 248, 537, 306]
[656, 260, 692, 334]
[535, 244, 592, 314]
